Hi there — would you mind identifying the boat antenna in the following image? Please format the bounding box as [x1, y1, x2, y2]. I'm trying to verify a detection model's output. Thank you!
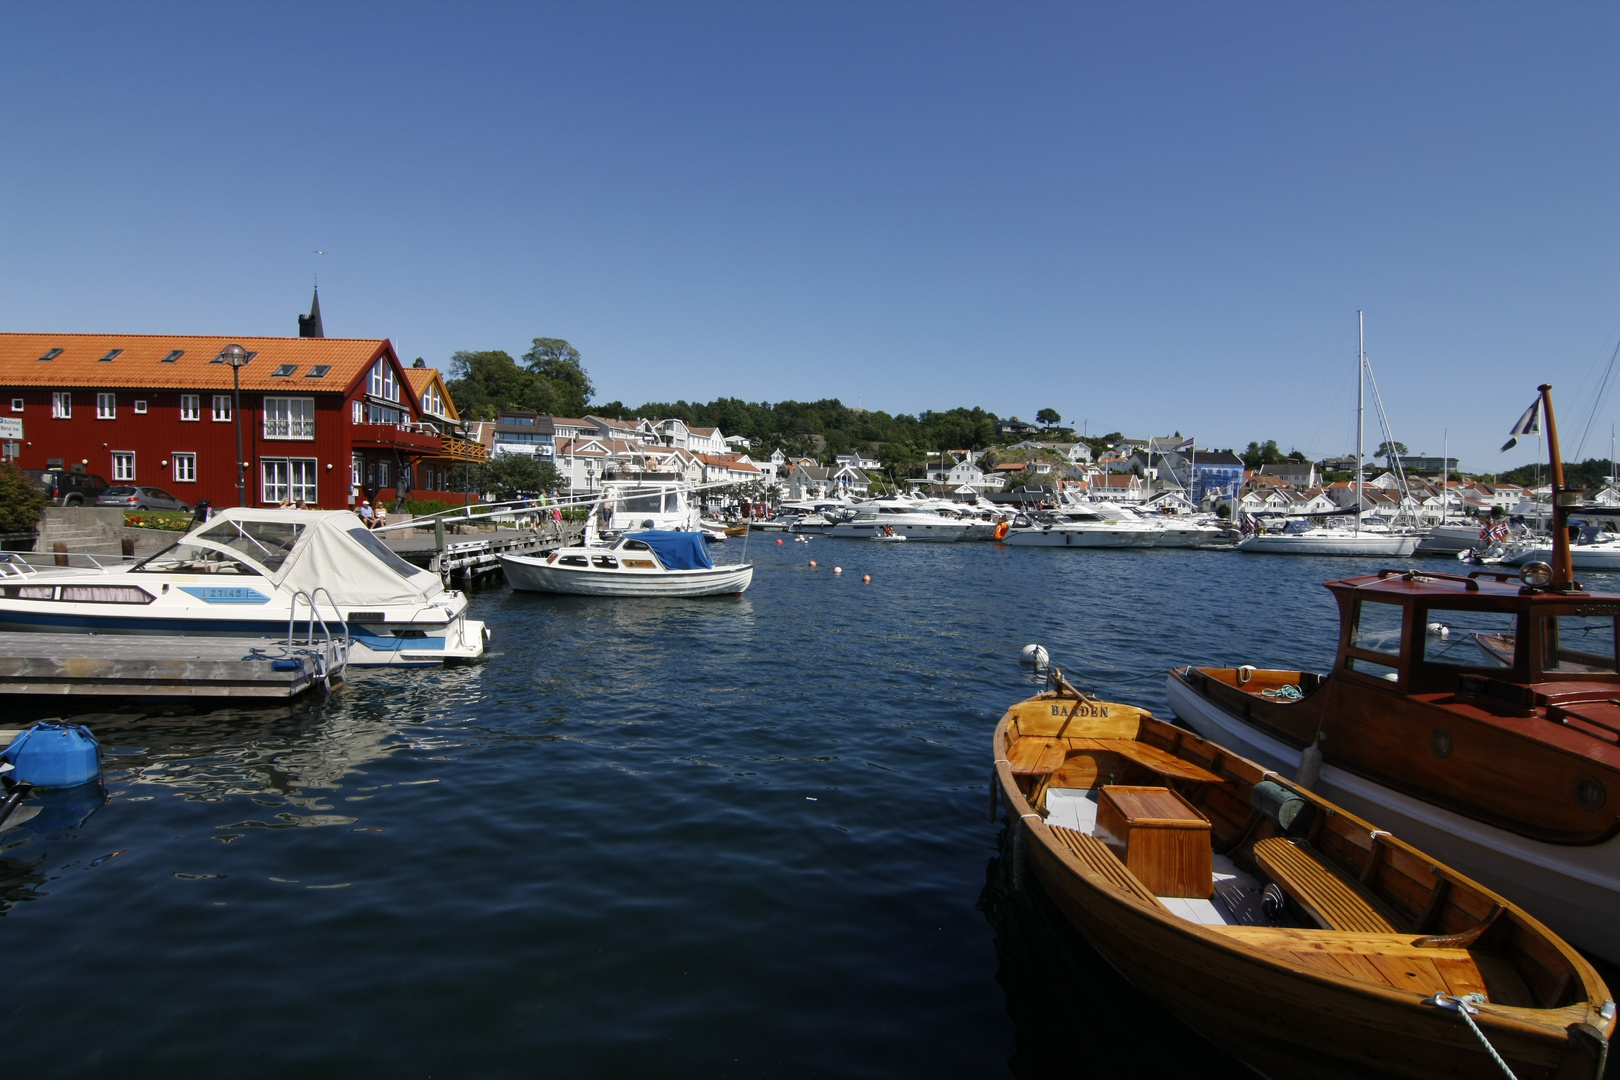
[1541, 384, 1579, 591]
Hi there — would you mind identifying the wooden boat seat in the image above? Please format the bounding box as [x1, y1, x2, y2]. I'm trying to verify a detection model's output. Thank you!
[1217, 926, 1490, 1000]
[1074, 739, 1224, 784]
[1049, 826, 1164, 909]
[1254, 836, 1400, 934]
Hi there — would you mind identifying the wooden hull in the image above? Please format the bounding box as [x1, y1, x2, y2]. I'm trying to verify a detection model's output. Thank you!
[993, 695, 1614, 1079]
[1168, 668, 1620, 965]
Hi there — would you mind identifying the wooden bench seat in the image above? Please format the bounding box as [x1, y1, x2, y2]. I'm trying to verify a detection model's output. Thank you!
[1075, 739, 1224, 784]
[1254, 836, 1400, 934]
[1216, 926, 1489, 999]
[1049, 825, 1163, 908]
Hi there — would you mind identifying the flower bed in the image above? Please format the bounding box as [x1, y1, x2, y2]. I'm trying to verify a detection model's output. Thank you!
[124, 510, 192, 531]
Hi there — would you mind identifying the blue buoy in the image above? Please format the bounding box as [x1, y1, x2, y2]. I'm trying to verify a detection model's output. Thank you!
[2, 722, 101, 789]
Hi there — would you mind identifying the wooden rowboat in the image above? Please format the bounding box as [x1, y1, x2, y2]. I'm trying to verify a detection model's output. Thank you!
[993, 676, 1616, 1079]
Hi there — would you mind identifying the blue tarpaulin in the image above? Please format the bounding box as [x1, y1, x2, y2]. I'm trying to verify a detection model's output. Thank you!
[628, 531, 713, 570]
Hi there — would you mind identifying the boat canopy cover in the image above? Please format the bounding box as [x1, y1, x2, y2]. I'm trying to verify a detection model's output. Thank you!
[628, 530, 713, 570]
[203, 510, 445, 605]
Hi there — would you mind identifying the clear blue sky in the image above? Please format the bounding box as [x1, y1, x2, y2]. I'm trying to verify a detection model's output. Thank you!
[3, 2, 1618, 474]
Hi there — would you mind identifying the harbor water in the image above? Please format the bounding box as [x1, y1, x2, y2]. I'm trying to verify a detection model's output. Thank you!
[3, 541, 1613, 1078]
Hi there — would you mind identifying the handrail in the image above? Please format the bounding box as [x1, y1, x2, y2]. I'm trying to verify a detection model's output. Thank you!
[1376, 568, 1480, 591]
[287, 589, 347, 689]
[309, 586, 349, 686]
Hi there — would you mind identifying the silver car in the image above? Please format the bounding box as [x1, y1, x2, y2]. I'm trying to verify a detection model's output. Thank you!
[95, 486, 190, 512]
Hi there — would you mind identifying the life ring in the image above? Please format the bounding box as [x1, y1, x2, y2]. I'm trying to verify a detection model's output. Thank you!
[1236, 664, 1256, 685]
[994, 520, 1010, 541]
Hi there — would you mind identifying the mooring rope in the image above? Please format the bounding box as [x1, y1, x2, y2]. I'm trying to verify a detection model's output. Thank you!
[1428, 994, 1518, 1080]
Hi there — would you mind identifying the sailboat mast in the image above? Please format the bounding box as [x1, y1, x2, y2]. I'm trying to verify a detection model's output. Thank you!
[1442, 429, 1448, 525]
[1356, 310, 1365, 536]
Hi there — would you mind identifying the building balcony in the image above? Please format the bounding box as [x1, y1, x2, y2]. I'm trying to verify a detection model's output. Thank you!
[439, 435, 490, 463]
[349, 421, 443, 454]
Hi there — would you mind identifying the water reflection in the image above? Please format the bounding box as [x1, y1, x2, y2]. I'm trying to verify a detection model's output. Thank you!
[980, 827, 1253, 1079]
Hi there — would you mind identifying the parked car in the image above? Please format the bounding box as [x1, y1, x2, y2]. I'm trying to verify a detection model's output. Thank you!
[22, 469, 110, 507]
[95, 486, 190, 512]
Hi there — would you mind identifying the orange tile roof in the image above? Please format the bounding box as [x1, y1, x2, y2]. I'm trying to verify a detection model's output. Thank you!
[401, 366, 460, 420]
[0, 333, 392, 393]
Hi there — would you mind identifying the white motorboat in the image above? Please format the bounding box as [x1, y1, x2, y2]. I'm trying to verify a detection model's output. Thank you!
[1001, 502, 1159, 548]
[1140, 511, 1226, 548]
[596, 481, 702, 534]
[500, 531, 753, 597]
[0, 508, 487, 666]
[1499, 523, 1620, 570]
[825, 499, 973, 542]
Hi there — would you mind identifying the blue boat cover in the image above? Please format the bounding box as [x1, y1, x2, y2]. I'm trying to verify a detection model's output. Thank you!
[628, 530, 713, 570]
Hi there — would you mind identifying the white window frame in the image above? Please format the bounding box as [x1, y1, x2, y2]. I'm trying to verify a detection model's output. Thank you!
[212, 395, 232, 422]
[352, 399, 363, 424]
[378, 460, 390, 488]
[172, 453, 197, 483]
[134, 400, 148, 415]
[97, 393, 116, 420]
[52, 392, 70, 419]
[261, 457, 318, 505]
[10, 399, 21, 412]
[421, 384, 443, 416]
[111, 451, 135, 482]
[180, 394, 200, 422]
[262, 397, 315, 440]
[367, 359, 399, 402]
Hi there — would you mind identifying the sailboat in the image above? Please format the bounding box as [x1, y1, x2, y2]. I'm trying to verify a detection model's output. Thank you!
[1238, 312, 1419, 557]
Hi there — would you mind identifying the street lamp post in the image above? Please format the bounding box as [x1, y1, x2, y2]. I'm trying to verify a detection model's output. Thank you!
[222, 344, 251, 506]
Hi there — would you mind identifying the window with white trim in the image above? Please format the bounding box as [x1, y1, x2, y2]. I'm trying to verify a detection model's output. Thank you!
[378, 460, 390, 487]
[52, 392, 70, 419]
[173, 453, 197, 483]
[180, 394, 200, 421]
[212, 395, 232, 422]
[263, 397, 315, 440]
[10, 399, 21, 412]
[112, 452, 135, 481]
[96, 393, 116, 419]
[352, 399, 363, 424]
[261, 457, 318, 504]
[134, 400, 148, 415]
[367, 359, 399, 402]
[421, 384, 444, 416]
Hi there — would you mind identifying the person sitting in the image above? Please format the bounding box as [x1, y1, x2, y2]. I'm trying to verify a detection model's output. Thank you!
[357, 500, 373, 526]
[372, 505, 387, 529]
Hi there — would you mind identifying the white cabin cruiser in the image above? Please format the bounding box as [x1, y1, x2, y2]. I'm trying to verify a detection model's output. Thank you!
[0, 509, 487, 666]
[1236, 521, 1419, 557]
[500, 531, 753, 597]
[825, 499, 973, 542]
[1001, 502, 1159, 548]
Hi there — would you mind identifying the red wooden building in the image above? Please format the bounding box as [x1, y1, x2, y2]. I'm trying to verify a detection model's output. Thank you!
[0, 330, 479, 510]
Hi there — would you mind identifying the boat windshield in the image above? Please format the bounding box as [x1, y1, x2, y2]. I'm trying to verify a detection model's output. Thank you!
[1421, 608, 1517, 669]
[130, 542, 264, 576]
[1541, 615, 1619, 674]
[192, 519, 306, 572]
[346, 528, 427, 579]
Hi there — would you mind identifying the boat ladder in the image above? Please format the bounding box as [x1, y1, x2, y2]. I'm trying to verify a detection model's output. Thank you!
[284, 588, 350, 689]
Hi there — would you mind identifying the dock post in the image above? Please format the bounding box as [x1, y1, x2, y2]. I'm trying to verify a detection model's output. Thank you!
[435, 516, 445, 552]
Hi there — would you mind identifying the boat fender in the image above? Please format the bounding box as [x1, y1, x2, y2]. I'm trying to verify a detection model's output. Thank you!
[1236, 664, 1256, 685]
[1019, 644, 1050, 671]
[1, 722, 101, 789]
[1295, 732, 1325, 791]
[993, 521, 1010, 541]
[1249, 780, 1315, 837]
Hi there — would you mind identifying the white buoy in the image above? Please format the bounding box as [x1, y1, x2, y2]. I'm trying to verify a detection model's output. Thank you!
[833, 566, 842, 574]
[1019, 644, 1050, 671]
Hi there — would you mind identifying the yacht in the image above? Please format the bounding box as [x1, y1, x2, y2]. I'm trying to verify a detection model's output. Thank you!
[825, 499, 973, 542]
[1001, 502, 1160, 547]
[0, 509, 487, 666]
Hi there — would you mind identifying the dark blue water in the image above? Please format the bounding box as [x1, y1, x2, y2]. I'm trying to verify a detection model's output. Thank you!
[3, 543, 1604, 1078]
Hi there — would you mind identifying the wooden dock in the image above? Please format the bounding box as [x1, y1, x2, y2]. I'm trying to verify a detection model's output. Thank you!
[386, 523, 575, 584]
[0, 633, 343, 698]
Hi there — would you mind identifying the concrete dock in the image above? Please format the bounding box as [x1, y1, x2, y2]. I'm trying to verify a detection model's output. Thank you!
[0, 633, 343, 698]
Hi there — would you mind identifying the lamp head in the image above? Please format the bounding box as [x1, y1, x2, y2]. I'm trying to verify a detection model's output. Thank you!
[222, 344, 250, 368]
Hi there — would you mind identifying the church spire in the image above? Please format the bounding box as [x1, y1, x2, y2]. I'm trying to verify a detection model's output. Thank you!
[298, 287, 324, 338]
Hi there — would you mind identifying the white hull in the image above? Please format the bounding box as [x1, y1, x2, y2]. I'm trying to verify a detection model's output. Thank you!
[825, 521, 968, 542]
[500, 555, 753, 597]
[1415, 523, 1486, 555]
[1237, 532, 1418, 556]
[1166, 675, 1620, 963]
[1149, 525, 1226, 548]
[1504, 543, 1620, 570]
[1001, 525, 1156, 548]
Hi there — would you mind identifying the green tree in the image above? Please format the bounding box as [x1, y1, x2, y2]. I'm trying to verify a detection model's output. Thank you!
[523, 338, 593, 416]
[0, 461, 46, 534]
[1376, 440, 1409, 460]
[412, 357, 426, 368]
[445, 350, 553, 420]
[475, 454, 563, 500]
[1036, 408, 1062, 428]
[1240, 440, 1283, 468]
[878, 439, 922, 481]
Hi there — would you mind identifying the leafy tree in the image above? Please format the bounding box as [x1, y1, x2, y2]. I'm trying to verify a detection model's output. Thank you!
[878, 439, 922, 481]
[1240, 440, 1283, 468]
[523, 338, 593, 416]
[475, 454, 563, 500]
[1036, 408, 1062, 427]
[445, 350, 553, 420]
[1376, 440, 1409, 460]
[0, 461, 46, 534]
[412, 357, 426, 368]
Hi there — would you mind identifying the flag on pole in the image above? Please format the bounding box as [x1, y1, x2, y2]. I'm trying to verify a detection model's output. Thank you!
[1501, 398, 1542, 452]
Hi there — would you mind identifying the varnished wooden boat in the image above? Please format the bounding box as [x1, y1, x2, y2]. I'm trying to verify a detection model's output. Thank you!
[993, 677, 1615, 1079]
[1167, 386, 1620, 962]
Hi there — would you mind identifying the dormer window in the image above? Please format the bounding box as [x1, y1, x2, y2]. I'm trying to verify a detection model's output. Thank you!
[99, 349, 123, 362]
[306, 365, 331, 379]
[272, 364, 297, 378]
[38, 348, 61, 362]
[160, 349, 184, 363]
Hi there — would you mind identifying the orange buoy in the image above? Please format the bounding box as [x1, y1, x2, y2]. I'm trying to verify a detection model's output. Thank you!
[994, 520, 1010, 541]
[809, 560, 817, 567]
[775, 538, 783, 544]
[862, 574, 871, 583]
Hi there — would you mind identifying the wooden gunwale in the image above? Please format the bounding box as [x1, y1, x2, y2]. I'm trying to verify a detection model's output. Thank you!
[993, 689, 1615, 1078]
